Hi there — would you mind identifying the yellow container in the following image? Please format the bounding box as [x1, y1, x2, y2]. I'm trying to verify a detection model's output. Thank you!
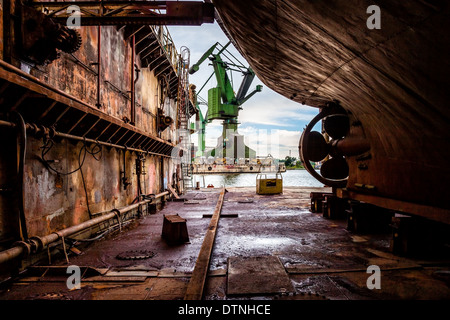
[256, 173, 283, 195]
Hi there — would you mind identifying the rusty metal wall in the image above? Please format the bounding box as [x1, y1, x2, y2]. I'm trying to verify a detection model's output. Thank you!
[22, 136, 166, 237]
[0, 3, 181, 244]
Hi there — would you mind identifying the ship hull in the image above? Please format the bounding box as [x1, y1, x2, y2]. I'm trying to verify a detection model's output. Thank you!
[213, 0, 450, 223]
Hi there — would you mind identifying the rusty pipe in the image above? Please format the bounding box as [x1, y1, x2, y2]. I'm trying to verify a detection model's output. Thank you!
[0, 192, 169, 266]
[0, 115, 30, 241]
[130, 35, 136, 125]
[12, 112, 29, 241]
[0, 246, 25, 265]
[0, 120, 15, 128]
[96, 26, 102, 109]
[0, 120, 173, 158]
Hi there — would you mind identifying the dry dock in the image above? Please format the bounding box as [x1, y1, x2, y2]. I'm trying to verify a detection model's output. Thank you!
[0, 187, 449, 300]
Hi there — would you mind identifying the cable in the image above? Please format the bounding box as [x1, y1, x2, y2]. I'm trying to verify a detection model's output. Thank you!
[40, 138, 104, 219]
[40, 139, 87, 176]
[12, 112, 29, 240]
[78, 153, 92, 219]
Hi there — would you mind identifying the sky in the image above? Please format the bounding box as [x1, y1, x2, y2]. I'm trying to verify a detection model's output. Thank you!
[168, 21, 319, 159]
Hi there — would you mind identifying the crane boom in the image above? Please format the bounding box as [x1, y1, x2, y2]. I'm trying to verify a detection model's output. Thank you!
[189, 41, 262, 158]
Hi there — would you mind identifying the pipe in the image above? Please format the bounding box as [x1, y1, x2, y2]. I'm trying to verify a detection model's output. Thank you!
[12, 112, 28, 240]
[56, 131, 170, 157]
[130, 35, 136, 125]
[0, 59, 171, 150]
[0, 120, 173, 158]
[134, 63, 140, 122]
[0, 192, 169, 266]
[121, 149, 131, 190]
[0, 246, 24, 265]
[96, 26, 102, 109]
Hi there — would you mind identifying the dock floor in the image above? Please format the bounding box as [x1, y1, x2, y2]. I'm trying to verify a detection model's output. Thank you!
[1, 187, 449, 300]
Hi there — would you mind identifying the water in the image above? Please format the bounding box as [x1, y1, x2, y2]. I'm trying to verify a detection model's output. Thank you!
[192, 169, 324, 188]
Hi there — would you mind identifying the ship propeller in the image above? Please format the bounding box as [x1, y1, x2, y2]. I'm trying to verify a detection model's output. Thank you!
[299, 107, 351, 187]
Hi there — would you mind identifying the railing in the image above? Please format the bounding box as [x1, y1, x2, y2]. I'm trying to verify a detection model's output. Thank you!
[150, 25, 179, 74]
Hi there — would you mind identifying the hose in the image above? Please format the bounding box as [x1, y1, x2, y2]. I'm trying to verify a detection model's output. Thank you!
[11, 112, 28, 241]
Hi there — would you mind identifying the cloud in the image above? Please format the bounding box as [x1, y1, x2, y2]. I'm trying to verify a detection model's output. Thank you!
[168, 22, 318, 158]
[238, 127, 303, 158]
[239, 91, 318, 127]
[191, 125, 303, 159]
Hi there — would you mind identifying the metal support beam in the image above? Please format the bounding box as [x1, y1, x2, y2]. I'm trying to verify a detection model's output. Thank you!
[337, 188, 450, 225]
[67, 113, 87, 134]
[37, 101, 58, 121]
[150, 56, 168, 72]
[30, 1, 215, 26]
[137, 39, 158, 56]
[82, 117, 101, 137]
[125, 26, 146, 40]
[0, 120, 173, 158]
[155, 63, 173, 78]
[141, 47, 162, 62]
[184, 188, 226, 300]
[95, 122, 112, 141]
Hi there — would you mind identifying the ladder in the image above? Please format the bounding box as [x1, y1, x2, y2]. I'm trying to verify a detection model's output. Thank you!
[177, 47, 193, 191]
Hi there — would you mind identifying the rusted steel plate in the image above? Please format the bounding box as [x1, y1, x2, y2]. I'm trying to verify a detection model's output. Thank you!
[227, 256, 293, 295]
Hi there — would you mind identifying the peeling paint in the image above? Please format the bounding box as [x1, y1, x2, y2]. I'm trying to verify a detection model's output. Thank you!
[37, 170, 56, 201]
[45, 207, 65, 222]
[1, 13, 182, 244]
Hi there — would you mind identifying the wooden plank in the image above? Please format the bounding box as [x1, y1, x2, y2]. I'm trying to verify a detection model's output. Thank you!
[184, 188, 226, 300]
[227, 256, 293, 295]
[167, 185, 180, 199]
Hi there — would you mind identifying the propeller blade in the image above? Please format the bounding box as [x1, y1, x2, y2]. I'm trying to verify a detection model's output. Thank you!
[324, 114, 350, 140]
[320, 156, 349, 180]
[305, 131, 330, 162]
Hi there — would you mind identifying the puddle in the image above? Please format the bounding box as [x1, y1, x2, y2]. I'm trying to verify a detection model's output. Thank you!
[215, 235, 299, 256]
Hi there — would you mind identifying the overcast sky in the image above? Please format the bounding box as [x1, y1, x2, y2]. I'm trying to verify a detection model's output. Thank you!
[168, 21, 319, 159]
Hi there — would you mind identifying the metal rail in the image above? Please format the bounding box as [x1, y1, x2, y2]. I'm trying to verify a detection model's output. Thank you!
[184, 187, 226, 300]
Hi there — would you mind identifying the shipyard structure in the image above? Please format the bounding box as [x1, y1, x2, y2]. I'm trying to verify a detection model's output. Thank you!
[0, 0, 449, 303]
[0, 1, 215, 277]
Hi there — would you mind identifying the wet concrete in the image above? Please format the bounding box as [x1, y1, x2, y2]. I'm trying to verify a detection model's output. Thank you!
[1, 187, 449, 300]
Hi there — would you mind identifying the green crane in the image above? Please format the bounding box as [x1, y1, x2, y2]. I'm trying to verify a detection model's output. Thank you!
[189, 41, 262, 158]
